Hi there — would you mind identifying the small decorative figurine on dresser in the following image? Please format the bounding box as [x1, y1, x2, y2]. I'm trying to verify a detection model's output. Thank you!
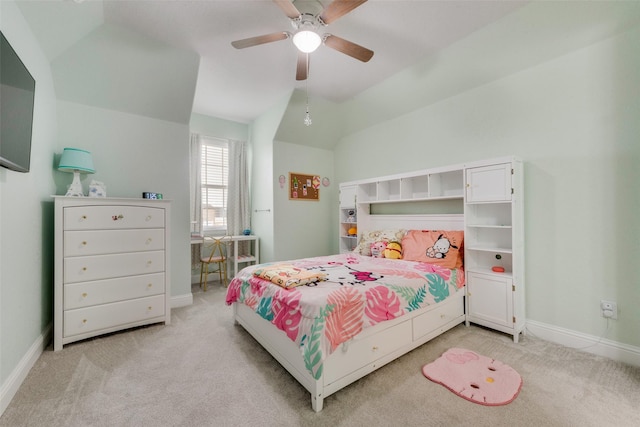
[88, 180, 106, 197]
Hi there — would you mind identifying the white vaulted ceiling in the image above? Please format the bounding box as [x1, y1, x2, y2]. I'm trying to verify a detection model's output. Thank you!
[16, 0, 640, 130]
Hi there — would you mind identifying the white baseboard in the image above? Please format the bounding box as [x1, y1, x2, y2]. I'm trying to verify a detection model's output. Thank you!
[0, 323, 52, 417]
[171, 292, 193, 308]
[526, 320, 640, 368]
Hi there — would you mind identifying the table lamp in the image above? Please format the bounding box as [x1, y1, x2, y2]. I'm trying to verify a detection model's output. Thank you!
[58, 148, 95, 196]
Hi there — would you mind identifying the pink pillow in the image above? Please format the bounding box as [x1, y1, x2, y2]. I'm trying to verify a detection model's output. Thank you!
[401, 230, 464, 269]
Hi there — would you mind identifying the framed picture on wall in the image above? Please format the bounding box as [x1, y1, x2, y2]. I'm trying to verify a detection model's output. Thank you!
[289, 172, 320, 201]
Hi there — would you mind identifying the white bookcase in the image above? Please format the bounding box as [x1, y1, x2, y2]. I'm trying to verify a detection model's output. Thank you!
[464, 159, 525, 342]
[338, 184, 358, 253]
[339, 157, 525, 342]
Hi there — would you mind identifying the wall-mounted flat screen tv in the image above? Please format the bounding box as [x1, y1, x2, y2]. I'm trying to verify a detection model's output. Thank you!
[1, 30, 36, 173]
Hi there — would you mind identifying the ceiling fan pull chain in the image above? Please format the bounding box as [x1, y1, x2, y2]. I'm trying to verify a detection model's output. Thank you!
[304, 55, 312, 126]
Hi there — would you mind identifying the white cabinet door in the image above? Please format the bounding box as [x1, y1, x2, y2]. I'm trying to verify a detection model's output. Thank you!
[339, 185, 357, 208]
[467, 271, 513, 328]
[466, 163, 512, 203]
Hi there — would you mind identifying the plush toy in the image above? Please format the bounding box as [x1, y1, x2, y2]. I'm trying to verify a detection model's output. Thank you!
[347, 226, 357, 237]
[383, 241, 402, 259]
[370, 241, 387, 258]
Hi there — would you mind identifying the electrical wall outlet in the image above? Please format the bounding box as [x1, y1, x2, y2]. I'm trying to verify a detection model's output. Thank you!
[600, 300, 618, 320]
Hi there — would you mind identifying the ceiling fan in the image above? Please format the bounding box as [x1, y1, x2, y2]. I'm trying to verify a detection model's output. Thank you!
[231, 0, 374, 81]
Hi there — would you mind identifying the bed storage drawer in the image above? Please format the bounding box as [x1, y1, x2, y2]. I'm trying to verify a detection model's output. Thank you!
[324, 320, 412, 385]
[64, 294, 165, 337]
[412, 296, 464, 341]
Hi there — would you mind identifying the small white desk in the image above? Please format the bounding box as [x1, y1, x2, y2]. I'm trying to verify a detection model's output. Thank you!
[191, 235, 259, 277]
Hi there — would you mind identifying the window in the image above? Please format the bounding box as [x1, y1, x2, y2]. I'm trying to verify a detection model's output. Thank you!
[201, 137, 228, 231]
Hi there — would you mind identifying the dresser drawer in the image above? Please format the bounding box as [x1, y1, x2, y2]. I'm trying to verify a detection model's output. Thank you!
[324, 319, 412, 385]
[412, 296, 464, 341]
[64, 251, 165, 283]
[64, 273, 165, 309]
[64, 294, 165, 337]
[64, 229, 165, 256]
[64, 205, 164, 230]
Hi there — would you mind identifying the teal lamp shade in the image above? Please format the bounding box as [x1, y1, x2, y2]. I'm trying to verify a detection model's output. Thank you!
[58, 148, 95, 196]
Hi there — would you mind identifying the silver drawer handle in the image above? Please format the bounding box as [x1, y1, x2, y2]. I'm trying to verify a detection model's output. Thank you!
[82, 241, 87, 246]
[147, 283, 153, 288]
[80, 215, 87, 221]
[146, 215, 152, 221]
[146, 238, 152, 244]
[372, 346, 379, 352]
[82, 293, 87, 298]
[147, 261, 153, 266]
[82, 319, 87, 324]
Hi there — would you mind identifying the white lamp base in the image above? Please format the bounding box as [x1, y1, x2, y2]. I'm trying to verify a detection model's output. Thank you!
[65, 171, 85, 197]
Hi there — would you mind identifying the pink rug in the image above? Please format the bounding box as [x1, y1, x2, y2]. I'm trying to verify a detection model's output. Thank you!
[422, 348, 522, 406]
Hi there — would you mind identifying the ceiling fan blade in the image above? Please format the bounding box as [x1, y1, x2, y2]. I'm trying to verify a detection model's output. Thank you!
[320, 0, 367, 25]
[273, 0, 301, 19]
[231, 32, 290, 49]
[323, 34, 374, 62]
[296, 52, 308, 81]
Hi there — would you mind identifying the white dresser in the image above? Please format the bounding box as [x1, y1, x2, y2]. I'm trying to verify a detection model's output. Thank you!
[54, 197, 171, 351]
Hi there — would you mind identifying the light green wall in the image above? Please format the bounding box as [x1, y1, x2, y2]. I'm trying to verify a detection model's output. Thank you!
[275, 89, 344, 151]
[55, 101, 193, 300]
[51, 23, 199, 125]
[273, 141, 335, 261]
[189, 113, 248, 141]
[248, 94, 291, 262]
[334, 24, 640, 348]
[0, 0, 58, 387]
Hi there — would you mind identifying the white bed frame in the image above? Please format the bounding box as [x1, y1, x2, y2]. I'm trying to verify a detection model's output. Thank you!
[231, 214, 465, 412]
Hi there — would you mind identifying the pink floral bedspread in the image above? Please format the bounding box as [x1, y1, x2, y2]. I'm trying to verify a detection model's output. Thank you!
[226, 253, 465, 380]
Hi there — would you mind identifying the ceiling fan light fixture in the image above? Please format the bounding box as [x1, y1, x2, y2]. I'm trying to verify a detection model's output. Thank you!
[293, 30, 322, 53]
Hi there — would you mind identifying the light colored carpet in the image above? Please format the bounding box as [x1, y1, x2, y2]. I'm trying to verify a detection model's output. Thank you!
[2, 282, 639, 427]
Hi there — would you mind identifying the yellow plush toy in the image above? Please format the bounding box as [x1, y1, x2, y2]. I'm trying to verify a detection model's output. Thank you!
[347, 226, 358, 237]
[383, 241, 402, 259]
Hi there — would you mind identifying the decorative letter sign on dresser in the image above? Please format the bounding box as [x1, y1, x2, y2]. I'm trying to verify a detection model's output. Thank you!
[54, 197, 171, 351]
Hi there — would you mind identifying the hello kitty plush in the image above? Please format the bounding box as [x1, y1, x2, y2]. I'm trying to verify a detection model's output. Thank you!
[370, 241, 387, 258]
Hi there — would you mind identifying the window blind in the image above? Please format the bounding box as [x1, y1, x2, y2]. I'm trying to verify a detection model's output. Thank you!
[201, 137, 228, 230]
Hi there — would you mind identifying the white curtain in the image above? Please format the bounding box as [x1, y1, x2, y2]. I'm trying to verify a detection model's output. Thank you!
[189, 133, 202, 268]
[227, 139, 250, 254]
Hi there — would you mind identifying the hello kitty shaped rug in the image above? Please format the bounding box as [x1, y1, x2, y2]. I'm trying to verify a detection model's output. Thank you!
[422, 348, 522, 406]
